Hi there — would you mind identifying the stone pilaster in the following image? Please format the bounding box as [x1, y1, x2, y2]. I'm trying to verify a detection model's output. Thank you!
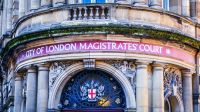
[37, 63, 50, 112]
[182, 0, 190, 16]
[19, 0, 25, 17]
[14, 73, 23, 112]
[182, 69, 193, 112]
[7, 0, 12, 30]
[152, 62, 164, 112]
[53, 0, 65, 7]
[193, 53, 200, 112]
[197, 1, 200, 22]
[12, 0, 19, 27]
[31, 0, 40, 11]
[136, 60, 149, 112]
[26, 66, 37, 112]
[133, 0, 148, 7]
[2, 0, 7, 34]
[0, 11, 2, 35]
[41, 0, 52, 8]
[150, 0, 162, 9]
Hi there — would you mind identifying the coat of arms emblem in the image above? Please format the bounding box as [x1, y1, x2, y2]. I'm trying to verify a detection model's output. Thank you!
[80, 80, 104, 102]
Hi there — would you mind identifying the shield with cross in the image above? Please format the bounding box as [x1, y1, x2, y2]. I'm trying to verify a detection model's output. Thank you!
[88, 88, 96, 100]
[80, 80, 104, 102]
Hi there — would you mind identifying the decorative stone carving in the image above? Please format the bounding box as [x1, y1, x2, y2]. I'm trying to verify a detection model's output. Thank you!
[164, 66, 183, 99]
[49, 61, 77, 89]
[105, 60, 136, 93]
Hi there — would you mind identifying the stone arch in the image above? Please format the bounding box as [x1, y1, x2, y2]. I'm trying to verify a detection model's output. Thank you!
[48, 61, 136, 109]
[164, 93, 184, 112]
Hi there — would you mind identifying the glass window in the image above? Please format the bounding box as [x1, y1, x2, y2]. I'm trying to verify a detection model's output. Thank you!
[83, 0, 105, 3]
[83, 0, 92, 3]
[163, 0, 169, 11]
[96, 0, 105, 3]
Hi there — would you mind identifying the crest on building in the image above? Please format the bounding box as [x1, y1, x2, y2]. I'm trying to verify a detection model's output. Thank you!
[60, 70, 126, 109]
[80, 80, 104, 102]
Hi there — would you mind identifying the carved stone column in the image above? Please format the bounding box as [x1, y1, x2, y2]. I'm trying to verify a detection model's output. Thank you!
[53, 0, 65, 7]
[152, 62, 164, 112]
[31, 0, 40, 11]
[182, 69, 193, 112]
[133, 0, 148, 7]
[136, 60, 149, 112]
[26, 66, 37, 112]
[14, 73, 23, 112]
[37, 63, 49, 112]
[150, 0, 162, 9]
[41, 0, 52, 8]
[182, 0, 190, 16]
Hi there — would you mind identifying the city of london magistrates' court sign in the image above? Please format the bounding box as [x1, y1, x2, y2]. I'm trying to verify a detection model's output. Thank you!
[16, 40, 194, 64]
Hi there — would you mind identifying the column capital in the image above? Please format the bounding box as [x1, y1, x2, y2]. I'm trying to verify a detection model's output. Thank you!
[37, 62, 50, 71]
[15, 76, 23, 81]
[181, 69, 193, 77]
[15, 72, 25, 80]
[152, 62, 165, 67]
[135, 60, 150, 65]
[26, 65, 37, 73]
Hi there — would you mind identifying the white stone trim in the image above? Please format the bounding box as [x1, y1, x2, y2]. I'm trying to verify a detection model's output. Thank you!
[48, 61, 136, 109]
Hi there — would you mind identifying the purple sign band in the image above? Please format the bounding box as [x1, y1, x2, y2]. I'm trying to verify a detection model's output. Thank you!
[16, 41, 194, 64]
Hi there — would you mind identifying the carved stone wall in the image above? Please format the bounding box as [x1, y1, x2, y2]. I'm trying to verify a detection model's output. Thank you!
[164, 66, 183, 100]
[49, 61, 78, 90]
[105, 60, 136, 94]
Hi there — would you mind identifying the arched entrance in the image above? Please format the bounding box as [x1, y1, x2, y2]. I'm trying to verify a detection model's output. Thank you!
[48, 62, 136, 110]
[59, 70, 126, 112]
[164, 96, 181, 112]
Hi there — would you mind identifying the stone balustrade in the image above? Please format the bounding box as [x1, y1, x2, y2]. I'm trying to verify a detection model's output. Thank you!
[13, 4, 200, 41]
[69, 6, 110, 20]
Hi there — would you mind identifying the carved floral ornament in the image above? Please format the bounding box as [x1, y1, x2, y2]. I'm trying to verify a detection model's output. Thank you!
[164, 66, 183, 100]
[105, 60, 136, 94]
[49, 61, 78, 90]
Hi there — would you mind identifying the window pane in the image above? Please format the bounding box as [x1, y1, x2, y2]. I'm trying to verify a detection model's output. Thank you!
[163, 0, 169, 11]
[96, 0, 105, 3]
[83, 0, 92, 3]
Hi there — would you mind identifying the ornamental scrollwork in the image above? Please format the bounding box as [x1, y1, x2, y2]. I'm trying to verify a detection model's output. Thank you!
[105, 60, 136, 94]
[49, 61, 77, 90]
[164, 66, 182, 100]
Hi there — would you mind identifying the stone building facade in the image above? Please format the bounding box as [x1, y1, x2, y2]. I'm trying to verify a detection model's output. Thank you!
[0, 0, 200, 112]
